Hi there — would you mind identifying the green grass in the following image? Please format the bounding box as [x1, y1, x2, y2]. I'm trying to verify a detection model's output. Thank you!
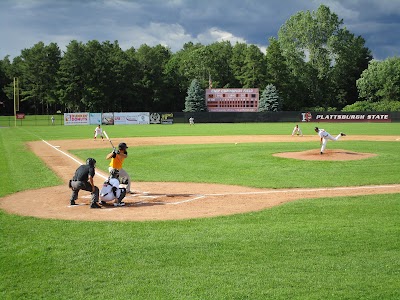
[2, 122, 400, 141]
[1, 195, 399, 299]
[0, 128, 62, 196]
[82, 141, 399, 188]
[0, 114, 64, 127]
[1, 123, 400, 299]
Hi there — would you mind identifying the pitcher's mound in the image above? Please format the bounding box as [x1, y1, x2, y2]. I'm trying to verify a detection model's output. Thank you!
[273, 149, 376, 161]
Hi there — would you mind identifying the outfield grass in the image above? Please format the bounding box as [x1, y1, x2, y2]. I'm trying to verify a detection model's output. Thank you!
[2, 121, 400, 140]
[87, 141, 399, 188]
[0, 114, 64, 127]
[0, 123, 399, 299]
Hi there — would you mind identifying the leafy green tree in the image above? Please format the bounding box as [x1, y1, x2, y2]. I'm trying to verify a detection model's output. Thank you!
[57, 40, 87, 112]
[278, 5, 371, 109]
[180, 46, 213, 88]
[356, 57, 400, 102]
[330, 30, 372, 108]
[229, 42, 247, 87]
[170, 41, 234, 91]
[259, 84, 281, 112]
[372, 101, 400, 111]
[265, 37, 298, 110]
[83, 40, 137, 112]
[58, 40, 141, 112]
[2, 56, 25, 112]
[0, 57, 13, 115]
[1, 38, 278, 113]
[241, 45, 266, 88]
[342, 100, 400, 112]
[206, 41, 235, 88]
[136, 44, 172, 111]
[113, 46, 141, 112]
[17, 42, 61, 114]
[164, 48, 190, 112]
[170, 42, 203, 85]
[183, 79, 207, 112]
[81, 40, 108, 112]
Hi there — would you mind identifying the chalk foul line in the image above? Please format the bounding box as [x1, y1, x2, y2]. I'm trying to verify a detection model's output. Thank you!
[42, 139, 399, 206]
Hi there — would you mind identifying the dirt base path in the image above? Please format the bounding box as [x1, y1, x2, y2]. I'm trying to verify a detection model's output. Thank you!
[1, 135, 399, 221]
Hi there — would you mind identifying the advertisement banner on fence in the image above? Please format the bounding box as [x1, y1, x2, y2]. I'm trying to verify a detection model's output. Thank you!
[114, 112, 150, 125]
[89, 113, 102, 125]
[64, 113, 89, 125]
[149, 113, 161, 124]
[301, 112, 391, 122]
[148, 112, 174, 124]
[102, 113, 114, 125]
[161, 113, 174, 124]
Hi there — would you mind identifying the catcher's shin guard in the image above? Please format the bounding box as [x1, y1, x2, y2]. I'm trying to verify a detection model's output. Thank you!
[118, 188, 127, 203]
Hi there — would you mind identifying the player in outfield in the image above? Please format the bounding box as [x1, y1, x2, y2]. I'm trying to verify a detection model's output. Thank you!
[315, 127, 346, 154]
[291, 124, 303, 136]
[94, 125, 104, 140]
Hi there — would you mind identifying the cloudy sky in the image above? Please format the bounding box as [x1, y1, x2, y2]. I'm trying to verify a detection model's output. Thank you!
[1, 0, 399, 61]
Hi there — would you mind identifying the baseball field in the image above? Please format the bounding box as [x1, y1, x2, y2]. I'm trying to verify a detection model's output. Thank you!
[1, 122, 399, 299]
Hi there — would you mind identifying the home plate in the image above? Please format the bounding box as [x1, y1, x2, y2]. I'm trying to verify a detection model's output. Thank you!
[68, 203, 86, 207]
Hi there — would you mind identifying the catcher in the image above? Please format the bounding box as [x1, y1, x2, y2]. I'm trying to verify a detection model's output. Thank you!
[99, 169, 126, 207]
[69, 158, 100, 208]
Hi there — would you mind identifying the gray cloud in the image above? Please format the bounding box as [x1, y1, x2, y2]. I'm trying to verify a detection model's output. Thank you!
[0, 0, 399, 60]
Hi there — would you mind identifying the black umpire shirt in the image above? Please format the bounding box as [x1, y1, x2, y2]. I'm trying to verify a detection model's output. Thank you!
[72, 165, 95, 181]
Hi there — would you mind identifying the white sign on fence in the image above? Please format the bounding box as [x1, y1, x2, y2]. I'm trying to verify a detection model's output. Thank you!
[114, 112, 150, 125]
[64, 113, 90, 125]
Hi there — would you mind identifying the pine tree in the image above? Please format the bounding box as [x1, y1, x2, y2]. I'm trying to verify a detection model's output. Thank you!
[183, 79, 207, 112]
[259, 84, 281, 112]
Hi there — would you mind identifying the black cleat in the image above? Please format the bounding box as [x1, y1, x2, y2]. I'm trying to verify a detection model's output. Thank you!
[70, 200, 77, 206]
[340, 132, 346, 136]
[90, 202, 101, 209]
[320, 152, 323, 155]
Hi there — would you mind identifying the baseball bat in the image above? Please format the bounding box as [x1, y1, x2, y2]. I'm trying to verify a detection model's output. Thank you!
[103, 131, 115, 149]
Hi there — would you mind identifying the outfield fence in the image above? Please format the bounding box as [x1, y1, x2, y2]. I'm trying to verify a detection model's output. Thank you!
[0, 114, 64, 126]
[1, 111, 399, 126]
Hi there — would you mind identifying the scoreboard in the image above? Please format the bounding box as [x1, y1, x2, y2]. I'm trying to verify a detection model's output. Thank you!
[206, 88, 259, 112]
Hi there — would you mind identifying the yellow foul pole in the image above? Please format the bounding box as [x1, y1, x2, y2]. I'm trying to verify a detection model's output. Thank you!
[13, 77, 19, 127]
[13, 77, 16, 127]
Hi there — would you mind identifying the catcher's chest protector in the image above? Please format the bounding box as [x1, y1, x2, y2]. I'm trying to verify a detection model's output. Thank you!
[100, 181, 113, 198]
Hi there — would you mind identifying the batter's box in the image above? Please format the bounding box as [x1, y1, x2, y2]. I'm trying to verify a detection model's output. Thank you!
[133, 193, 205, 205]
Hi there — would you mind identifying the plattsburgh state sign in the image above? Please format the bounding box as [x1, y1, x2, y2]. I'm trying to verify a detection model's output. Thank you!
[301, 112, 391, 122]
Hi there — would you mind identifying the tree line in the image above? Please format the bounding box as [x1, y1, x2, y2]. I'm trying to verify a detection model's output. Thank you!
[0, 5, 399, 115]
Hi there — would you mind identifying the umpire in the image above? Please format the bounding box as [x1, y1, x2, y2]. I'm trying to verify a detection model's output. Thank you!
[69, 157, 100, 208]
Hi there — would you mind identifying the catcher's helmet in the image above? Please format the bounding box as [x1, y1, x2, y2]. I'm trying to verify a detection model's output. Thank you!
[86, 157, 96, 166]
[110, 169, 119, 178]
[118, 142, 128, 150]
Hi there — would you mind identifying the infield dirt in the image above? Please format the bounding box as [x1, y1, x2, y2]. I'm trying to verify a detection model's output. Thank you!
[0, 135, 399, 221]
